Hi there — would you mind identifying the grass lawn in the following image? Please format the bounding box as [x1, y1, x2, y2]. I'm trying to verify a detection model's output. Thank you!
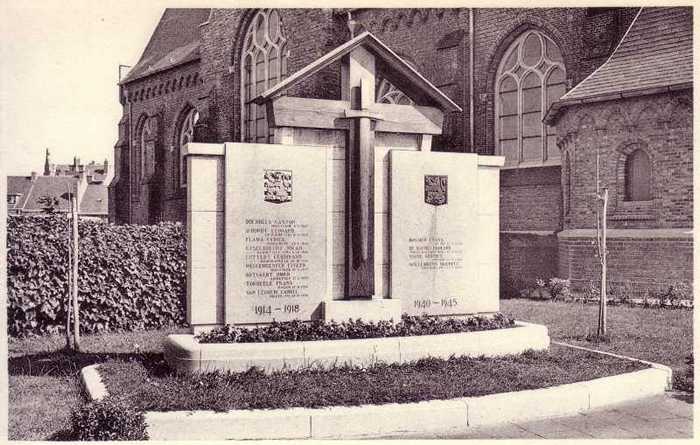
[101, 344, 645, 412]
[7, 327, 188, 440]
[7, 300, 693, 439]
[501, 299, 693, 389]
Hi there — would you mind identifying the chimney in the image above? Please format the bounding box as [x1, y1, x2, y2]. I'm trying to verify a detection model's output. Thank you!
[44, 148, 51, 176]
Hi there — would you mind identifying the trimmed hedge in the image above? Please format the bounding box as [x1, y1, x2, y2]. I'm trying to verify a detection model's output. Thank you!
[7, 216, 187, 337]
[197, 313, 515, 343]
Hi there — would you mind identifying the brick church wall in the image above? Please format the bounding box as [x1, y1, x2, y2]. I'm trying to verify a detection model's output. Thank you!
[117, 61, 207, 224]
[558, 232, 693, 296]
[116, 8, 691, 300]
[555, 89, 693, 296]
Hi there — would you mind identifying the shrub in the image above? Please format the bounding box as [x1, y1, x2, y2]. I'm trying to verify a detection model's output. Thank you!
[547, 278, 571, 301]
[656, 281, 692, 307]
[70, 397, 148, 441]
[197, 313, 515, 343]
[7, 216, 187, 337]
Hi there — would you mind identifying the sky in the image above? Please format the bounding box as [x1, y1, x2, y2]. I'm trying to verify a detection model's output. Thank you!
[0, 1, 168, 176]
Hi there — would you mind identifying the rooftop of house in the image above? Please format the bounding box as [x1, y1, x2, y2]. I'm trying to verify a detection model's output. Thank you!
[79, 183, 109, 215]
[50, 161, 109, 183]
[120, 8, 211, 84]
[7, 175, 77, 213]
[545, 7, 692, 123]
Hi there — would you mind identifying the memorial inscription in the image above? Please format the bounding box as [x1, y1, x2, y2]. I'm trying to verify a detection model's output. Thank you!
[243, 218, 310, 316]
[391, 151, 481, 316]
[226, 144, 327, 324]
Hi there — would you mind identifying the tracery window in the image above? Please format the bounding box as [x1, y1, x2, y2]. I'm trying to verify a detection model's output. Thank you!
[495, 30, 567, 167]
[376, 78, 413, 105]
[624, 149, 651, 201]
[178, 108, 198, 188]
[241, 9, 288, 143]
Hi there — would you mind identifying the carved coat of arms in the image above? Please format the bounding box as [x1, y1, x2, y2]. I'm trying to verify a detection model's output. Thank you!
[264, 170, 292, 203]
[424, 175, 448, 206]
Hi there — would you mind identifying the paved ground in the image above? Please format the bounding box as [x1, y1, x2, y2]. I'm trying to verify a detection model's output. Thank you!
[377, 393, 693, 439]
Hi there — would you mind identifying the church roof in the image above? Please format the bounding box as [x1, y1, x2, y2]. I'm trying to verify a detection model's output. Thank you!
[253, 31, 462, 112]
[120, 8, 211, 84]
[545, 7, 692, 124]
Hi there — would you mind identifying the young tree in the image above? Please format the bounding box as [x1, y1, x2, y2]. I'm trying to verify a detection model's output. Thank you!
[594, 150, 608, 337]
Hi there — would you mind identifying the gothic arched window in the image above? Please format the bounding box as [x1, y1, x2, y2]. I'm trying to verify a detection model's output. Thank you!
[625, 149, 651, 201]
[495, 30, 566, 167]
[241, 9, 288, 143]
[564, 151, 572, 215]
[376, 78, 413, 105]
[178, 108, 198, 188]
[140, 117, 155, 182]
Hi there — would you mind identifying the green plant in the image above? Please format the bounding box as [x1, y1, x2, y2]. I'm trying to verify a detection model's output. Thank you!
[69, 397, 148, 441]
[7, 215, 187, 337]
[657, 281, 692, 307]
[583, 280, 600, 302]
[546, 278, 571, 302]
[197, 313, 515, 344]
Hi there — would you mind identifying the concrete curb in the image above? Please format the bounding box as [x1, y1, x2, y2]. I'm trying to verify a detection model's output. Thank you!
[80, 364, 108, 401]
[82, 342, 673, 440]
[552, 341, 674, 390]
[142, 366, 670, 440]
[164, 321, 551, 374]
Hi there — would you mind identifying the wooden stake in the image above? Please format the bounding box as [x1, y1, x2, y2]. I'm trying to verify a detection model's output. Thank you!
[71, 195, 80, 351]
[600, 188, 608, 336]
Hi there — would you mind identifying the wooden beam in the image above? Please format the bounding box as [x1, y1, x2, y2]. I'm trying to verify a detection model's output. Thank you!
[252, 31, 462, 113]
[269, 96, 444, 135]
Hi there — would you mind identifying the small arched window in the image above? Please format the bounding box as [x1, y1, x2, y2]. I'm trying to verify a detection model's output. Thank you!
[495, 30, 567, 167]
[241, 9, 288, 143]
[564, 151, 572, 215]
[625, 149, 651, 201]
[140, 117, 155, 182]
[178, 108, 198, 188]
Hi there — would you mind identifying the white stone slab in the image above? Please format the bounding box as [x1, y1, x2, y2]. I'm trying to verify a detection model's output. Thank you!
[225, 143, 327, 324]
[391, 151, 499, 316]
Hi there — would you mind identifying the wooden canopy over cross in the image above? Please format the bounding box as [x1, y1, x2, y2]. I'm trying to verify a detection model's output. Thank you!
[253, 31, 461, 299]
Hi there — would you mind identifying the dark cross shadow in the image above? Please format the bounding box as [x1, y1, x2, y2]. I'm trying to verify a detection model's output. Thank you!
[8, 350, 169, 378]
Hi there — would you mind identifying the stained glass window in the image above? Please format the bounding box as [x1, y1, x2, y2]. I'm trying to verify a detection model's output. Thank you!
[178, 108, 198, 188]
[241, 9, 288, 143]
[496, 30, 566, 167]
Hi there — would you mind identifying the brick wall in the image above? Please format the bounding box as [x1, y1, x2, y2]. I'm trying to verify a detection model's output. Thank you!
[558, 232, 693, 296]
[500, 233, 558, 297]
[554, 89, 693, 296]
[556, 90, 693, 230]
[113, 61, 208, 224]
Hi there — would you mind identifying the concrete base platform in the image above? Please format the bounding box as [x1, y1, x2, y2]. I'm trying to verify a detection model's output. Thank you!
[322, 299, 402, 322]
[164, 321, 550, 374]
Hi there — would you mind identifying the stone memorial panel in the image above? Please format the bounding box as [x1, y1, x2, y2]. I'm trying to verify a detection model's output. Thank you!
[226, 143, 327, 324]
[391, 151, 497, 316]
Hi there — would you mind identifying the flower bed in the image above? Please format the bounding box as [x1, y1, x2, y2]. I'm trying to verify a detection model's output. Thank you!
[100, 344, 647, 412]
[197, 313, 514, 343]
